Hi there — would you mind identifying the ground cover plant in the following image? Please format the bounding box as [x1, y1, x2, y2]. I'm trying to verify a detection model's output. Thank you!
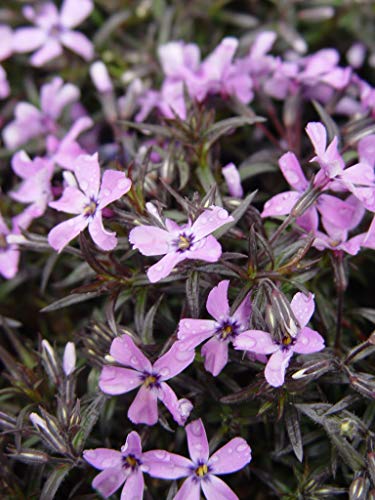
[1, 1, 375, 499]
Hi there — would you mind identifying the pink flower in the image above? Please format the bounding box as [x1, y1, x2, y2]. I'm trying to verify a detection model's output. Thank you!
[2, 77, 80, 150]
[0, 210, 33, 280]
[99, 335, 194, 426]
[178, 280, 251, 376]
[234, 292, 325, 387]
[48, 153, 131, 252]
[129, 206, 234, 283]
[10, 152, 54, 220]
[0, 25, 13, 99]
[145, 418, 252, 500]
[84, 431, 159, 499]
[261, 151, 360, 232]
[13, 0, 94, 66]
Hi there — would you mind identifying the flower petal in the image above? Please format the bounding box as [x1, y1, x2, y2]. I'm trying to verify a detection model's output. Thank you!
[147, 251, 186, 283]
[129, 225, 173, 256]
[109, 335, 152, 372]
[177, 318, 216, 349]
[12, 27, 46, 53]
[264, 349, 293, 387]
[317, 194, 359, 229]
[232, 293, 252, 329]
[92, 467, 126, 498]
[279, 152, 308, 192]
[99, 366, 142, 395]
[261, 191, 300, 218]
[60, 30, 94, 60]
[128, 385, 159, 425]
[73, 153, 100, 198]
[49, 186, 87, 214]
[158, 382, 193, 425]
[305, 122, 327, 158]
[186, 418, 209, 463]
[191, 206, 233, 241]
[290, 292, 315, 328]
[98, 170, 131, 208]
[175, 476, 201, 500]
[201, 337, 228, 376]
[120, 470, 144, 500]
[342, 163, 375, 186]
[201, 474, 239, 500]
[142, 450, 191, 479]
[88, 211, 117, 251]
[0, 247, 19, 280]
[60, 0, 93, 28]
[48, 215, 88, 252]
[209, 438, 251, 475]
[30, 39, 63, 67]
[233, 330, 278, 354]
[121, 431, 142, 458]
[154, 341, 195, 380]
[83, 448, 122, 470]
[206, 280, 230, 321]
[293, 327, 325, 354]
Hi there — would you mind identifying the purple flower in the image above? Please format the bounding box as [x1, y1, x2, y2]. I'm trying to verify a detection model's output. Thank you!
[129, 206, 234, 283]
[222, 163, 243, 198]
[261, 151, 360, 232]
[10, 152, 54, 220]
[99, 335, 194, 426]
[46, 116, 93, 170]
[0, 25, 13, 99]
[13, 0, 94, 66]
[0, 210, 33, 280]
[145, 418, 251, 499]
[48, 153, 131, 252]
[178, 280, 251, 376]
[2, 77, 80, 150]
[234, 292, 325, 387]
[84, 431, 153, 499]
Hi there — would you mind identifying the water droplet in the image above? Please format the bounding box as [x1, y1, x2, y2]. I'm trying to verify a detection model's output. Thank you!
[130, 356, 139, 366]
[227, 448, 233, 454]
[118, 178, 129, 189]
[217, 209, 228, 220]
[154, 450, 167, 459]
[142, 465, 149, 472]
[210, 455, 218, 463]
[286, 171, 298, 184]
[192, 422, 201, 435]
[160, 367, 170, 377]
[103, 189, 111, 197]
[236, 443, 248, 452]
[195, 443, 202, 450]
[200, 217, 208, 225]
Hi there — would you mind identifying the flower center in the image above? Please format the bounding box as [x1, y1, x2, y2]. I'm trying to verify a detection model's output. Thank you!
[195, 463, 208, 477]
[122, 454, 140, 470]
[217, 320, 239, 341]
[83, 200, 98, 218]
[175, 232, 194, 252]
[141, 372, 161, 389]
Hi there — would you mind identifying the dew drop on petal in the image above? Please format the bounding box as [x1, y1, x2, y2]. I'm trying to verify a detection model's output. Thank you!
[154, 450, 167, 459]
[103, 189, 111, 197]
[117, 178, 129, 189]
[80, 181, 88, 191]
[236, 443, 248, 452]
[210, 455, 218, 463]
[130, 356, 139, 366]
[218, 209, 229, 220]
[160, 367, 170, 377]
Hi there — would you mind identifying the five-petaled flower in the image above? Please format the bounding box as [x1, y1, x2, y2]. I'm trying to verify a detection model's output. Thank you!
[99, 335, 194, 426]
[178, 280, 251, 376]
[48, 153, 131, 252]
[84, 431, 156, 499]
[129, 205, 234, 283]
[145, 418, 251, 500]
[234, 292, 325, 387]
[13, 0, 94, 67]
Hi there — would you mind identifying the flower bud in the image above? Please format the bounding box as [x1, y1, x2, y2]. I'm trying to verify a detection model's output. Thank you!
[63, 342, 76, 376]
[10, 449, 49, 465]
[41, 339, 60, 385]
[349, 477, 369, 500]
[90, 61, 113, 93]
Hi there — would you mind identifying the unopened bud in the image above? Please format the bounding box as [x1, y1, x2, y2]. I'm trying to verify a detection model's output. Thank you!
[63, 342, 76, 376]
[10, 449, 49, 465]
[367, 452, 375, 486]
[292, 360, 331, 380]
[30, 412, 48, 432]
[0, 411, 16, 430]
[41, 340, 60, 385]
[349, 477, 369, 500]
[90, 61, 113, 93]
[347, 43, 366, 69]
[298, 7, 335, 22]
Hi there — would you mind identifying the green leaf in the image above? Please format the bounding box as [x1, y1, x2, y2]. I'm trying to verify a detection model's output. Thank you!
[285, 405, 303, 462]
[41, 292, 102, 312]
[203, 115, 265, 147]
[40, 463, 72, 500]
[186, 270, 200, 318]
